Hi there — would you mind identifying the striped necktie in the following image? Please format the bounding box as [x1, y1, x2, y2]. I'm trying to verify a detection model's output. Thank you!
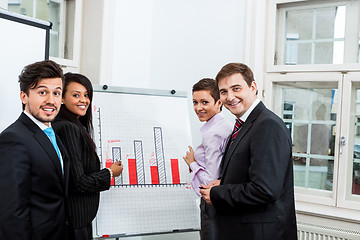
[230, 119, 243, 144]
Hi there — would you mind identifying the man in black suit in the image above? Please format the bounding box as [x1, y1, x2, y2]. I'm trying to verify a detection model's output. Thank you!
[0, 60, 69, 240]
[200, 63, 297, 240]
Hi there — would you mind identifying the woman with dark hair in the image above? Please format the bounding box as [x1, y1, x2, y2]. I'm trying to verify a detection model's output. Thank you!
[183, 78, 232, 240]
[53, 73, 123, 240]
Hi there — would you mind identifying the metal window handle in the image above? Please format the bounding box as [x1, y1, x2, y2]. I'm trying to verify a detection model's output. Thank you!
[340, 136, 346, 154]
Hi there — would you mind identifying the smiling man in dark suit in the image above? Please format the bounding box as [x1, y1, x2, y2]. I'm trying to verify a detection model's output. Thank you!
[0, 60, 69, 240]
[200, 63, 297, 240]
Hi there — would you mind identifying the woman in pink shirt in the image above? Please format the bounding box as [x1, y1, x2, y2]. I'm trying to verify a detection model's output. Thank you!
[183, 78, 232, 240]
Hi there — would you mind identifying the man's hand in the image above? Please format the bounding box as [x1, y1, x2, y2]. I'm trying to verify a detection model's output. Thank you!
[200, 180, 220, 204]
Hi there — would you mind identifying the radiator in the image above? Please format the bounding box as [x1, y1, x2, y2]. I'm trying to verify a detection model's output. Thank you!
[297, 222, 360, 240]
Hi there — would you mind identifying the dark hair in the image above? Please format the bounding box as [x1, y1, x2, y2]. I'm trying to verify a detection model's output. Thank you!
[192, 78, 220, 102]
[56, 73, 96, 154]
[19, 60, 64, 110]
[192, 78, 222, 110]
[215, 63, 255, 87]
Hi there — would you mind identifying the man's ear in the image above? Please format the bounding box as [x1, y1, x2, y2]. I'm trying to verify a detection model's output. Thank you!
[251, 81, 258, 95]
[20, 91, 27, 105]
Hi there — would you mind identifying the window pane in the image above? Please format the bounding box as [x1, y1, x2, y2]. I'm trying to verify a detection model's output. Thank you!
[49, 1, 60, 58]
[358, 15, 360, 63]
[353, 142, 360, 195]
[316, 7, 337, 39]
[286, 42, 312, 65]
[8, 0, 75, 60]
[310, 123, 333, 155]
[293, 123, 308, 154]
[286, 9, 313, 40]
[352, 88, 360, 195]
[275, 83, 337, 191]
[314, 42, 334, 64]
[281, 5, 346, 65]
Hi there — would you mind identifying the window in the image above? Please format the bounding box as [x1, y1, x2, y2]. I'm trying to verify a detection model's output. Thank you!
[282, 86, 336, 190]
[272, 78, 339, 203]
[346, 81, 360, 197]
[8, 0, 80, 65]
[270, 0, 360, 72]
[267, 0, 360, 212]
[282, 5, 346, 65]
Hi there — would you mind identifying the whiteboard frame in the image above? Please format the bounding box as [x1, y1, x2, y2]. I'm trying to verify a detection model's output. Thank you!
[0, 8, 51, 59]
[93, 84, 187, 98]
[92, 85, 199, 239]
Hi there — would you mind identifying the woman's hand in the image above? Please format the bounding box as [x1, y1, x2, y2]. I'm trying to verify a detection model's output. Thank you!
[110, 161, 123, 177]
[183, 146, 196, 166]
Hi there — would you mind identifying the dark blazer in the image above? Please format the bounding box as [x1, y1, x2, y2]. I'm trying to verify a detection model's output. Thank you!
[52, 118, 110, 229]
[210, 101, 297, 240]
[0, 113, 70, 240]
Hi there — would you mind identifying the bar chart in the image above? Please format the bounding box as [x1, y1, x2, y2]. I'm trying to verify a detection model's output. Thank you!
[95, 107, 187, 187]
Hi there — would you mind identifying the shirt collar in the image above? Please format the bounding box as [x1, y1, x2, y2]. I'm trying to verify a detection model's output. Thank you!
[200, 112, 223, 133]
[23, 110, 51, 131]
[239, 98, 260, 123]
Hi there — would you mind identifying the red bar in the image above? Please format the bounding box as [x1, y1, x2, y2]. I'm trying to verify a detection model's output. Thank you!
[128, 159, 137, 185]
[105, 159, 115, 185]
[150, 166, 159, 184]
[171, 159, 180, 184]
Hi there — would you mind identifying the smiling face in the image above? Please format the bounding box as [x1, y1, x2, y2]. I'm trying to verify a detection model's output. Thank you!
[192, 90, 222, 122]
[21, 77, 63, 126]
[62, 82, 90, 118]
[218, 73, 257, 119]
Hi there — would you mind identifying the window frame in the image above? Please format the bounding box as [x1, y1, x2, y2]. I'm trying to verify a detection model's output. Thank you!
[267, 0, 360, 73]
[266, 0, 360, 215]
[269, 72, 343, 206]
[48, 0, 65, 59]
[49, 0, 82, 69]
[7, 0, 83, 69]
[337, 72, 360, 210]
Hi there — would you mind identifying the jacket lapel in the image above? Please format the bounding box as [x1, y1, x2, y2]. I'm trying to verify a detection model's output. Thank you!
[19, 113, 64, 179]
[221, 102, 266, 178]
[57, 138, 69, 193]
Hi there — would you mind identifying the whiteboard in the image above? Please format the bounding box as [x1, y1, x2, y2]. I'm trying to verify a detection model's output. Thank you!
[0, 9, 51, 132]
[92, 85, 200, 238]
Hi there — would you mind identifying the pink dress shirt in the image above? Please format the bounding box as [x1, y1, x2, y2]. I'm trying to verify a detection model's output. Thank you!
[190, 113, 232, 197]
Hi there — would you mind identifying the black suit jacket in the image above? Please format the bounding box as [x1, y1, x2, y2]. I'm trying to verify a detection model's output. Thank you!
[53, 118, 110, 229]
[0, 113, 69, 240]
[210, 102, 297, 240]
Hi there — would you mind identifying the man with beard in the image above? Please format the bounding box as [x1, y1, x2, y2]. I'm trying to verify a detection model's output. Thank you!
[0, 60, 70, 240]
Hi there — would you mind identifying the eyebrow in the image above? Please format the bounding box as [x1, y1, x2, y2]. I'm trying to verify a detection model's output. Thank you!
[71, 90, 88, 94]
[35, 85, 48, 89]
[35, 85, 62, 90]
[219, 84, 242, 92]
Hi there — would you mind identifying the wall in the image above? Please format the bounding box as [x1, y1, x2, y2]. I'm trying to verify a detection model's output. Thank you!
[80, 1, 246, 239]
[81, 0, 246, 148]
[148, 0, 245, 147]
[80, 0, 104, 83]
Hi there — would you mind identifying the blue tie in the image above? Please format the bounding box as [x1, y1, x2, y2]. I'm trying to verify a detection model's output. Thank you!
[43, 127, 63, 173]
